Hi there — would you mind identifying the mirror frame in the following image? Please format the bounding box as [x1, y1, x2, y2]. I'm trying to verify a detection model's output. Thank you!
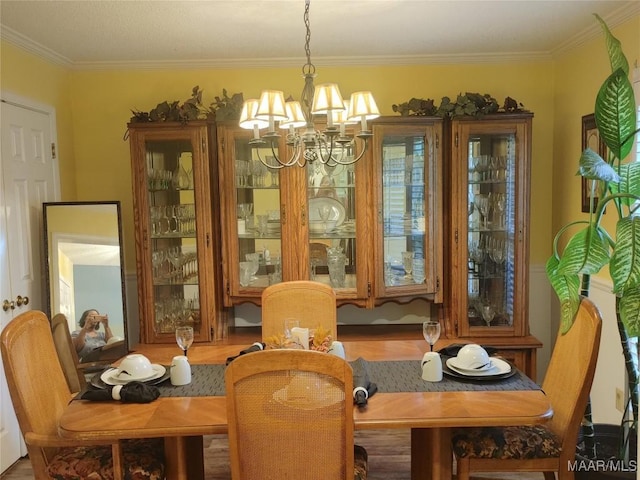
[43, 201, 129, 363]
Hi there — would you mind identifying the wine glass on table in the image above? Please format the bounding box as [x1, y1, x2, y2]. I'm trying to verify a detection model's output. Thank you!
[422, 321, 441, 352]
[175, 326, 194, 356]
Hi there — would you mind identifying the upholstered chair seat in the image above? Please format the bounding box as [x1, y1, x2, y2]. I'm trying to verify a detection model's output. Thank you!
[45, 438, 165, 480]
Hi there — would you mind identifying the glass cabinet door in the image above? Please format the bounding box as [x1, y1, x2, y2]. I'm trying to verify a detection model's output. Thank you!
[146, 139, 200, 335]
[451, 115, 532, 337]
[372, 119, 443, 301]
[128, 122, 217, 344]
[306, 154, 357, 291]
[218, 126, 284, 303]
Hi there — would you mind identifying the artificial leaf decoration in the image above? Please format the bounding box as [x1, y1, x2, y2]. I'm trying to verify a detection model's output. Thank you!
[594, 13, 629, 76]
[545, 255, 581, 334]
[209, 89, 245, 121]
[130, 86, 205, 124]
[557, 225, 610, 276]
[610, 217, 640, 294]
[610, 162, 640, 208]
[392, 93, 519, 118]
[577, 148, 620, 182]
[619, 289, 640, 338]
[595, 69, 637, 162]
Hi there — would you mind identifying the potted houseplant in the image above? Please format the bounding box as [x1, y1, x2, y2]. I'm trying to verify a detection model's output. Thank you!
[546, 14, 638, 477]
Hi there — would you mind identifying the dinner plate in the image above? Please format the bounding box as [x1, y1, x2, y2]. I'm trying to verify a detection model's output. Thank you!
[308, 197, 346, 227]
[91, 366, 170, 389]
[447, 357, 494, 373]
[100, 364, 166, 386]
[445, 357, 514, 378]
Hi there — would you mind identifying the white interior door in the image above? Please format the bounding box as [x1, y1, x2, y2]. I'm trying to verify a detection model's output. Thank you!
[0, 97, 58, 472]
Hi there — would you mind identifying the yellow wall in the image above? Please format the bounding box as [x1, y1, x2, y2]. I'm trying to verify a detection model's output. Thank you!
[551, 16, 639, 273]
[7, 15, 637, 276]
[64, 61, 553, 271]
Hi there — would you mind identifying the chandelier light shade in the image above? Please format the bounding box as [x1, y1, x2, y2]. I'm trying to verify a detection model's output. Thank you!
[239, 99, 269, 141]
[239, 0, 379, 168]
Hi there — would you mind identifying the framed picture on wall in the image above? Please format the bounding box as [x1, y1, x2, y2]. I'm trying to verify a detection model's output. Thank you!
[581, 113, 607, 213]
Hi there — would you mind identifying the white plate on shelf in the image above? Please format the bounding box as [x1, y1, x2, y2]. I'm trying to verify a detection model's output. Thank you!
[308, 197, 346, 227]
[100, 364, 166, 386]
[446, 357, 511, 377]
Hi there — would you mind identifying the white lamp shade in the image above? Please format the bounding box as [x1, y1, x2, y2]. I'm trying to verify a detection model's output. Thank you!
[311, 83, 345, 114]
[280, 101, 308, 129]
[255, 90, 288, 121]
[332, 100, 357, 125]
[239, 99, 269, 130]
[347, 91, 380, 121]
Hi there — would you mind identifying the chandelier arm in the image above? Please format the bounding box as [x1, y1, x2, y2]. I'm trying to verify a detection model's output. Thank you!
[255, 145, 285, 170]
[330, 137, 370, 166]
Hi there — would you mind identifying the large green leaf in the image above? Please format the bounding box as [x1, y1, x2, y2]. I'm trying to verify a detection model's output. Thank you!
[594, 13, 629, 76]
[619, 288, 640, 338]
[577, 147, 620, 182]
[610, 217, 640, 294]
[546, 255, 581, 333]
[610, 162, 640, 207]
[557, 225, 610, 276]
[595, 69, 636, 162]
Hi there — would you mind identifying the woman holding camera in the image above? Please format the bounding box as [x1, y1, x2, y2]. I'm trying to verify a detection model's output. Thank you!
[72, 309, 113, 360]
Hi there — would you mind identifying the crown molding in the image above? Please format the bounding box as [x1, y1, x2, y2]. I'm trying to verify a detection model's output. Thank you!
[552, 2, 640, 56]
[1, 25, 72, 67]
[2, 2, 638, 71]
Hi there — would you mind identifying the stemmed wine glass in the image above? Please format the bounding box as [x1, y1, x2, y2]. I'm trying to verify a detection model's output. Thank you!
[175, 326, 194, 356]
[318, 205, 332, 235]
[422, 321, 441, 352]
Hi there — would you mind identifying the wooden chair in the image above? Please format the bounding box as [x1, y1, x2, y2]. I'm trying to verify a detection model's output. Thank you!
[51, 313, 86, 393]
[452, 296, 603, 480]
[1, 310, 165, 480]
[225, 349, 367, 480]
[261, 280, 337, 342]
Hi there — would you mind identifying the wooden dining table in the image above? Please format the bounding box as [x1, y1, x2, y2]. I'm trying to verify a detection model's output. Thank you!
[58, 340, 552, 480]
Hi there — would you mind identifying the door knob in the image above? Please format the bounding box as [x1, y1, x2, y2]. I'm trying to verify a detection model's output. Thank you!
[3, 300, 15, 311]
[16, 295, 29, 307]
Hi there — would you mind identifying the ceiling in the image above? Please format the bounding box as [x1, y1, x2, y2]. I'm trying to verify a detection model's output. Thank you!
[1, 0, 638, 69]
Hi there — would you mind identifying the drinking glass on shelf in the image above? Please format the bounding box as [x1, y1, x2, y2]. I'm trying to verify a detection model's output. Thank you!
[175, 326, 194, 356]
[318, 205, 332, 235]
[477, 300, 496, 327]
[412, 257, 426, 284]
[256, 214, 269, 237]
[245, 253, 260, 280]
[422, 321, 441, 352]
[402, 251, 414, 279]
[239, 261, 253, 286]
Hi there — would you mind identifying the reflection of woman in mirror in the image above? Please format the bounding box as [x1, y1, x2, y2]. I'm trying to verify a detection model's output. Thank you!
[72, 309, 113, 360]
[309, 162, 337, 198]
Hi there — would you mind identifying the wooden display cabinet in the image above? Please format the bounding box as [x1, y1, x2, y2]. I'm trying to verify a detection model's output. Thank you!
[370, 116, 444, 304]
[128, 121, 224, 344]
[216, 122, 372, 307]
[447, 113, 540, 376]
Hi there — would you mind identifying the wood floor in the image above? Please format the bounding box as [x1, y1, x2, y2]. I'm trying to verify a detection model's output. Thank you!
[1, 430, 544, 479]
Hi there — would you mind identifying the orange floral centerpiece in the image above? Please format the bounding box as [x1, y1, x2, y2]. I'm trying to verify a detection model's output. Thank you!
[265, 325, 334, 352]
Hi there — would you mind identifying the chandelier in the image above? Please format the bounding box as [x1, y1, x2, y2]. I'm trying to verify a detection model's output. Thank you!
[238, 0, 380, 169]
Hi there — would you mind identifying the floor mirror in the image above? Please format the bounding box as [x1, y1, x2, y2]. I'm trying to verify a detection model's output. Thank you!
[43, 201, 129, 363]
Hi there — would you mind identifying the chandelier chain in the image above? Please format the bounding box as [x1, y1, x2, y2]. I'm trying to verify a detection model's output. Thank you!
[302, 0, 315, 76]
